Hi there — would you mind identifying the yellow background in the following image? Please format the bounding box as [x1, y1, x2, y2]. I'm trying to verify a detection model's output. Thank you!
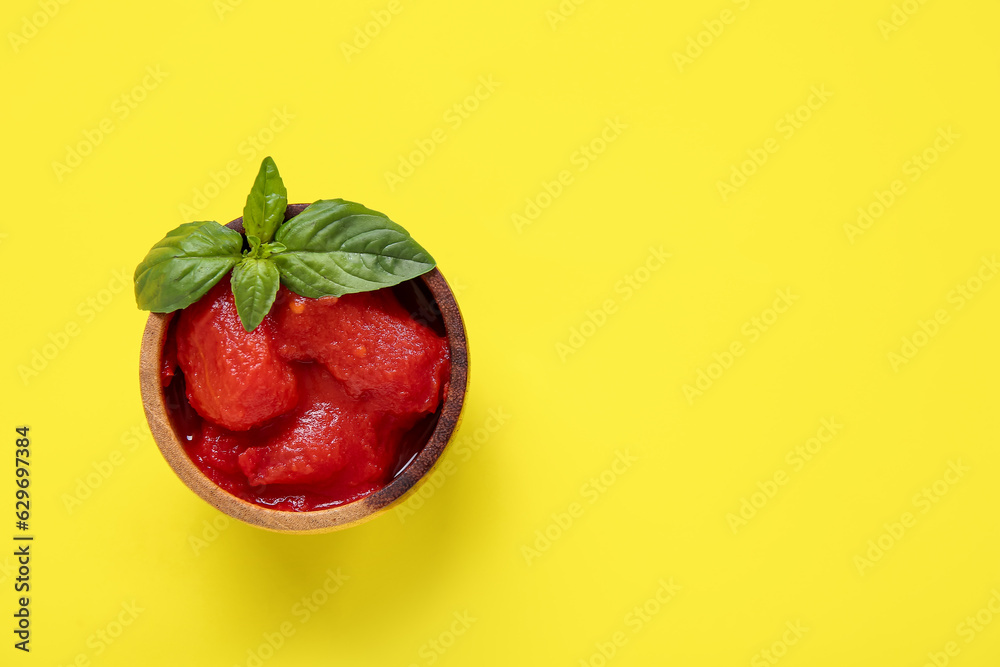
[2, 0, 999, 664]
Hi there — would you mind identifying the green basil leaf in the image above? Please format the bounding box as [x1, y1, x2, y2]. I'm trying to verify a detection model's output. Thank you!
[134, 221, 243, 312]
[231, 258, 280, 332]
[273, 199, 436, 298]
[242, 156, 287, 244]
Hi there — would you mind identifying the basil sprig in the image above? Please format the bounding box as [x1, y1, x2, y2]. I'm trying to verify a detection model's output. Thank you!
[133, 157, 437, 331]
[230, 258, 280, 331]
[134, 221, 243, 313]
[242, 156, 287, 244]
[272, 199, 436, 299]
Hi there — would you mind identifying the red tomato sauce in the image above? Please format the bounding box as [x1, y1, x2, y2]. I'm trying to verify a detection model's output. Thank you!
[161, 279, 451, 511]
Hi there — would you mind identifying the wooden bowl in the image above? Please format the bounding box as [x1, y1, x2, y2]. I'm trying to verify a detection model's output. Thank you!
[139, 204, 469, 533]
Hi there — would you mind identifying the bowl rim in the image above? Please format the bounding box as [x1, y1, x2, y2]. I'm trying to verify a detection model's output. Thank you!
[139, 204, 469, 533]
